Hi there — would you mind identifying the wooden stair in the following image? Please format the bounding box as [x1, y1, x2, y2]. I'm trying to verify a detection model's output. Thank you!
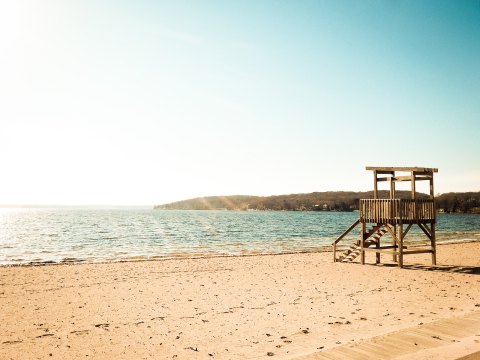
[337, 226, 389, 263]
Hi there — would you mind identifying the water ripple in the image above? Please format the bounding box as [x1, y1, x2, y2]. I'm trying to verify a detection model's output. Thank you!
[0, 208, 479, 265]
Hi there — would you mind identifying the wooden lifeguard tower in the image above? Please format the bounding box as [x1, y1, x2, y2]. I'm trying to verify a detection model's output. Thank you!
[333, 166, 438, 268]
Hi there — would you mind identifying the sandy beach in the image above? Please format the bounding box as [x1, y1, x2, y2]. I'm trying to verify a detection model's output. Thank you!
[1, 242, 479, 359]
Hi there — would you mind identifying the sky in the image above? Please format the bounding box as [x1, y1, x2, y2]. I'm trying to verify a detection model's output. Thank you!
[0, 0, 479, 206]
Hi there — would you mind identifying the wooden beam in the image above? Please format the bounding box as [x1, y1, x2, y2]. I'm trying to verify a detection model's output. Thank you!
[402, 223, 413, 240]
[414, 176, 433, 181]
[431, 222, 437, 265]
[398, 224, 403, 268]
[383, 224, 394, 239]
[418, 223, 432, 240]
[363, 246, 398, 251]
[366, 166, 438, 173]
[361, 221, 366, 265]
[333, 219, 360, 245]
[363, 248, 399, 255]
[391, 224, 397, 263]
[390, 176, 433, 182]
[390, 177, 395, 200]
[368, 170, 395, 175]
[415, 171, 437, 176]
[376, 227, 381, 264]
[430, 177, 434, 200]
[392, 176, 414, 182]
[403, 249, 434, 255]
[411, 172, 416, 200]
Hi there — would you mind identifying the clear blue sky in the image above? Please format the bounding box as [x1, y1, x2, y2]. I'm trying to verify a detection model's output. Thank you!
[0, 0, 479, 205]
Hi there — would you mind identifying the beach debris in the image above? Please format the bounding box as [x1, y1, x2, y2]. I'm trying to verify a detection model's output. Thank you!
[2, 340, 23, 344]
[185, 346, 199, 352]
[36, 333, 55, 338]
[70, 330, 89, 335]
[267, 352, 274, 356]
[94, 323, 110, 330]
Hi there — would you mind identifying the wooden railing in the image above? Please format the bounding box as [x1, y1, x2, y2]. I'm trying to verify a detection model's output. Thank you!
[332, 219, 360, 262]
[360, 199, 435, 224]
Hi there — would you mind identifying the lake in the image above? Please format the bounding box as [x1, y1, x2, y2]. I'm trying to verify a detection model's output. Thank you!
[1, 208, 479, 265]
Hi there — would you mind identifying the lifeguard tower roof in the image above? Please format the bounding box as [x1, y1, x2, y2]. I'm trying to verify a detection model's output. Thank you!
[366, 166, 438, 173]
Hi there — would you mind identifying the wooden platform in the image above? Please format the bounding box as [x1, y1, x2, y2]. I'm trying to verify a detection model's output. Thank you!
[294, 311, 480, 360]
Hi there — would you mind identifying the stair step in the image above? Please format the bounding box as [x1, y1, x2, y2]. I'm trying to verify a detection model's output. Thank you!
[340, 241, 375, 263]
[337, 226, 391, 263]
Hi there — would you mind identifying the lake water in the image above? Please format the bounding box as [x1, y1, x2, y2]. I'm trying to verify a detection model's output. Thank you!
[1, 208, 479, 265]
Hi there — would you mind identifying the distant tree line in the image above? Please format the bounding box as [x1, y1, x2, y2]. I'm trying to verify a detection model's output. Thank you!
[155, 191, 480, 214]
[435, 192, 480, 214]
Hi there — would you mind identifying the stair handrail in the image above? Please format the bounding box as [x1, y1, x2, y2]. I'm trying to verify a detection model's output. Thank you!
[332, 219, 360, 262]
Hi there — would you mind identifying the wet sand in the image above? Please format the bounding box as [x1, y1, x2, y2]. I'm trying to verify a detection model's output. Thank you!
[1, 242, 479, 359]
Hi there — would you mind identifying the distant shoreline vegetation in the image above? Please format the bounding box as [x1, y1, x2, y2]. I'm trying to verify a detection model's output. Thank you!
[154, 191, 480, 214]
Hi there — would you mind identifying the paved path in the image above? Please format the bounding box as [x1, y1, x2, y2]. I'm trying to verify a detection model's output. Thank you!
[295, 311, 480, 360]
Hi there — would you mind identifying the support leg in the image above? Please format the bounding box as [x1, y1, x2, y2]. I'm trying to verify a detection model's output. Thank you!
[360, 222, 366, 265]
[392, 224, 397, 263]
[431, 222, 436, 265]
[376, 230, 380, 264]
[398, 224, 403, 268]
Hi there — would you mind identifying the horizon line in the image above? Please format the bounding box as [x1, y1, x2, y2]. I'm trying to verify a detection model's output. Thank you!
[1, 189, 478, 208]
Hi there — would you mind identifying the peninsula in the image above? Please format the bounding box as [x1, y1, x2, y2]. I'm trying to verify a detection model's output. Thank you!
[155, 191, 480, 213]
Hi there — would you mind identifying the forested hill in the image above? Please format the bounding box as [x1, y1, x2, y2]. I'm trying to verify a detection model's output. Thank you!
[154, 191, 480, 213]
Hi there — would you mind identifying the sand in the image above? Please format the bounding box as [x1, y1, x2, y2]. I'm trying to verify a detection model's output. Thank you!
[1, 242, 479, 359]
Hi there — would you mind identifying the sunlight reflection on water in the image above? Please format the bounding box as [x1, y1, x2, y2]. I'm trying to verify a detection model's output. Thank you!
[0, 209, 479, 264]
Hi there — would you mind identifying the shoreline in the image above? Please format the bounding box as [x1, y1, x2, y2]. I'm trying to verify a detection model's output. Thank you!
[1, 241, 479, 359]
[2, 239, 479, 268]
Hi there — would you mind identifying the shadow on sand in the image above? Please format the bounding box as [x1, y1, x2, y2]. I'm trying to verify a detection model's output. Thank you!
[378, 263, 480, 275]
